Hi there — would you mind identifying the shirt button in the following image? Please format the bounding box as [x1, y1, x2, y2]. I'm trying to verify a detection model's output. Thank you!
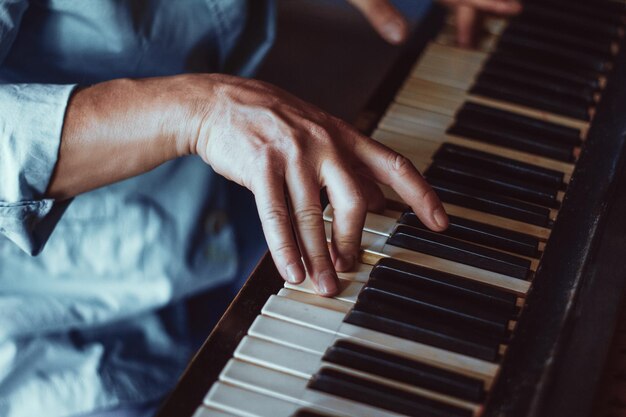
[204, 210, 229, 235]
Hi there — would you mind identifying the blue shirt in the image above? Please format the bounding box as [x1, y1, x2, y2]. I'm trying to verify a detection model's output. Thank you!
[0, 1, 273, 416]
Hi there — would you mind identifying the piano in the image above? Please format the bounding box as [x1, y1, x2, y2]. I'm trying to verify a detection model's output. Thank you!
[156, 1, 626, 416]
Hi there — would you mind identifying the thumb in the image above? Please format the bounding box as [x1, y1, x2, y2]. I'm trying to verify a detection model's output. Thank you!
[348, 0, 409, 44]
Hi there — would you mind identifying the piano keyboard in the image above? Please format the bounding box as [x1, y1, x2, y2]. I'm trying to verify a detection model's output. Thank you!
[196, 2, 625, 416]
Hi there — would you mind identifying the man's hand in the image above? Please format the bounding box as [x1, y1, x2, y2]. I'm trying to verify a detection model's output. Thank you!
[347, 0, 521, 47]
[49, 74, 448, 297]
[190, 75, 448, 296]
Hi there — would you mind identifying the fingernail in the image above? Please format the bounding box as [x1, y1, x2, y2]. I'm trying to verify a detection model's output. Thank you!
[318, 271, 338, 296]
[285, 263, 304, 284]
[433, 208, 449, 230]
[334, 254, 355, 272]
[383, 20, 404, 44]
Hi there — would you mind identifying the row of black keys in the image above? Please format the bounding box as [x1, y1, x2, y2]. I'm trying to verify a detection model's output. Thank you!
[307, 345, 478, 417]
[467, 0, 624, 120]
[344, 258, 515, 362]
[295, 350, 477, 417]
[412, 138, 562, 228]
[292, 260, 513, 416]
[380, 145, 558, 278]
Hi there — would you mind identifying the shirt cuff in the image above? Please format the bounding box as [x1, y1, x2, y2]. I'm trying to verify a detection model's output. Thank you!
[0, 83, 77, 255]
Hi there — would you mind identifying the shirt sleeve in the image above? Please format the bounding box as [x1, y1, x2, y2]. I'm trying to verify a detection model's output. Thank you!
[0, 1, 77, 255]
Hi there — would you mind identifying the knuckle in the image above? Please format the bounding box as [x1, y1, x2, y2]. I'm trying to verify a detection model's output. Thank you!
[307, 122, 333, 144]
[262, 207, 291, 226]
[294, 205, 322, 229]
[335, 234, 361, 249]
[387, 153, 414, 177]
[272, 241, 298, 261]
[253, 149, 275, 170]
[308, 252, 331, 268]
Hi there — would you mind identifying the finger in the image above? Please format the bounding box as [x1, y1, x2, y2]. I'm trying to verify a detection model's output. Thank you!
[322, 162, 367, 272]
[457, 0, 521, 15]
[252, 171, 306, 285]
[286, 166, 338, 297]
[348, 0, 409, 44]
[353, 136, 449, 231]
[456, 5, 477, 48]
[356, 171, 386, 213]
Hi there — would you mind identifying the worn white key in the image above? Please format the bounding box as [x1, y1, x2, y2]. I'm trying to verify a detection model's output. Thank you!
[192, 406, 242, 417]
[248, 314, 495, 389]
[261, 295, 498, 383]
[249, 315, 336, 355]
[380, 103, 577, 175]
[323, 221, 530, 296]
[221, 359, 403, 417]
[278, 288, 352, 313]
[422, 43, 489, 66]
[400, 74, 590, 131]
[234, 336, 481, 414]
[285, 276, 363, 304]
[205, 382, 300, 417]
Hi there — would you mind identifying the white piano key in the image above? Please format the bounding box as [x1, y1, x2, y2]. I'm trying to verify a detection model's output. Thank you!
[204, 382, 300, 417]
[249, 314, 339, 353]
[261, 294, 499, 383]
[234, 336, 481, 415]
[404, 53, 591, 132]
[192, 405, 242, 417]
[380, 102, 578, 174]
[285, 277, 363, 304]
[220, 359, 403, 417]
[235, 335, 320, 379]
[278, 288, 352, 313]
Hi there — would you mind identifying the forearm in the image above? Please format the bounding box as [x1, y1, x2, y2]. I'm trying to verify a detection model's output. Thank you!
[46, 75, 205, 199]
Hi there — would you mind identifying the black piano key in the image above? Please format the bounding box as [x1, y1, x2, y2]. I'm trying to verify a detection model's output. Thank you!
[371, 257, 518, 314]
[525, 0, 626, 24]
[497, 32, 610, 73]
[470, 72, 591, 122]
[387, 224, 531, 279]
[323, 340, 486, 402]
[292, 411, 332, 417]
[399, 211, 540, 258]
[425, 160, 559, 208]
[521, 3, 622, 40]
[455, 102, 582, 147]
[434, 142, 565, 188]
[457, 102, 583, 146]
[498, 35, 610, 73]
[505, 19, 615, 60]
[481, 59, 596, 105]
[308, 368, 472, 417]
[364, 278, 512, 335]
[448, 108, 577, 161]
[347, 305, 501, 361]
[426, 177, 552, 227]
[488, 53, 600, 90]
[519, 4, 621, 42]
[357, 287, 508, 345]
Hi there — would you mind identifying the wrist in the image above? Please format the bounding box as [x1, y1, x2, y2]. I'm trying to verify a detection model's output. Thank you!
[163, 73, 223, 160]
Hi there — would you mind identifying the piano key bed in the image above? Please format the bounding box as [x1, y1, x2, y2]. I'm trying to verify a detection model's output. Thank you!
[157, 2, 626, 417]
